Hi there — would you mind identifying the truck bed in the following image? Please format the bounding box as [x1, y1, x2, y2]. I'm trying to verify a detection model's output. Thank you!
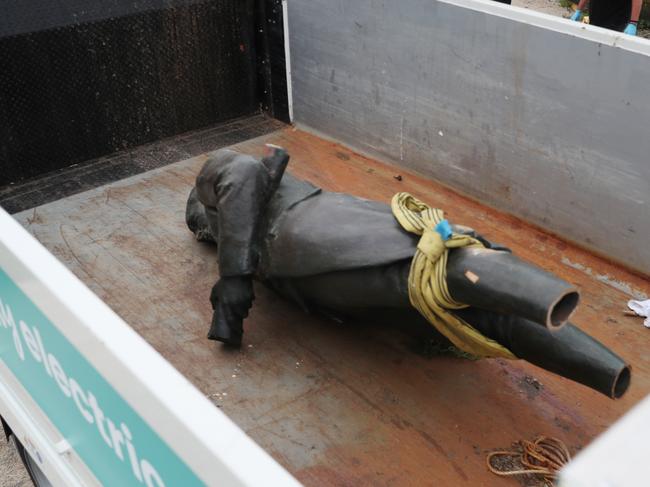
[15, 128, 650, 486]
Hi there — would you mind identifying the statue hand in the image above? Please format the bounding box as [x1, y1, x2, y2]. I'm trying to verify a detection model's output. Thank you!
[210, 276, 255, 319]
[207, 276, 254, 345]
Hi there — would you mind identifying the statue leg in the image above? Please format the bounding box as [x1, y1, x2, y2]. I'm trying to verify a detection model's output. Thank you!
[454, 308, 630, 398]
[266, 261, 456, 347]
[268, 260, 412, 311]
[268, 266, 630, 398]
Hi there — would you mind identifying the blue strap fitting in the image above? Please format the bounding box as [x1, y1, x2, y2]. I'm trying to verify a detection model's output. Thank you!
[435, 219, 453, 241]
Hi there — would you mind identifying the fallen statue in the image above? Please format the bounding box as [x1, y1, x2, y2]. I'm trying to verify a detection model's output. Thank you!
[185, 145, 630, 399]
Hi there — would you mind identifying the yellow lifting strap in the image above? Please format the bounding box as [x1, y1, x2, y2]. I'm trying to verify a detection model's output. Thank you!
[391, 192, 516, 360]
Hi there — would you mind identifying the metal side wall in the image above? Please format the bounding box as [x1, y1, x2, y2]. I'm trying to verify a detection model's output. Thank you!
[286, 0, 650, 275]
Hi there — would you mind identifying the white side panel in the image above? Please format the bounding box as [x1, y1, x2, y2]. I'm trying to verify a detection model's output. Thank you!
[559, 394, 650, 487]
[0, 207, 299, 486]
[282, 0, 294, 122]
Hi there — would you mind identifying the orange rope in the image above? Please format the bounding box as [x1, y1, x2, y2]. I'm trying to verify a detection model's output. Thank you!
[487, 436, 571, 486]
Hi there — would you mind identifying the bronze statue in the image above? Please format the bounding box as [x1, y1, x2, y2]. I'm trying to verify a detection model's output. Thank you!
[185, 145, 630, 399]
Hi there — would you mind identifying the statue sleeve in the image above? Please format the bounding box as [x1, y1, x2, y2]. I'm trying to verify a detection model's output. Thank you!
[202, 156, 271, 276]
[196, 147, 289, 277]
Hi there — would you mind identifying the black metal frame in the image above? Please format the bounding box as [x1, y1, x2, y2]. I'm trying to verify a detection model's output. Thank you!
[0, 0, 290, 186]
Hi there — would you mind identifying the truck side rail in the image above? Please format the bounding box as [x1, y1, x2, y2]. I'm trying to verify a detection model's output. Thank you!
[0, 207, 298, 486]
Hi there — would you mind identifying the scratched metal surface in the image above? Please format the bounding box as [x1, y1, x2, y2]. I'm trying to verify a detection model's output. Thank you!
[16, 129, 650, 486]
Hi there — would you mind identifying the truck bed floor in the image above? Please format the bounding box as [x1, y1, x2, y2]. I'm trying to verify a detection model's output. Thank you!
[15, 128, 650, 486]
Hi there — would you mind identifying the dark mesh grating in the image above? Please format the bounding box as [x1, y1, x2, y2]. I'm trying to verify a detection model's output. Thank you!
[0, 0, 259, 185]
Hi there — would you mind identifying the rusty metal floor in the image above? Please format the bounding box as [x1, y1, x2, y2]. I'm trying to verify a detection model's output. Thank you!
[15, 128, 650, 486]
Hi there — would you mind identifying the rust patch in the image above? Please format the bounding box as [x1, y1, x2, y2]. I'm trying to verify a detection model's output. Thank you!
[519, 375, 543, 400]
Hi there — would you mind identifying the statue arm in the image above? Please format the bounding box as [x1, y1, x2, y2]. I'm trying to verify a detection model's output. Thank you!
[197, 146, 289, 277]
[196, 147, 289, 344]
[210, 158, 271, 276]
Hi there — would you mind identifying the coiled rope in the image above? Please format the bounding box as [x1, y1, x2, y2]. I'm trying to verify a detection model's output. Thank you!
[391, 192, 515, 359]
[486, 436, 571, 486]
